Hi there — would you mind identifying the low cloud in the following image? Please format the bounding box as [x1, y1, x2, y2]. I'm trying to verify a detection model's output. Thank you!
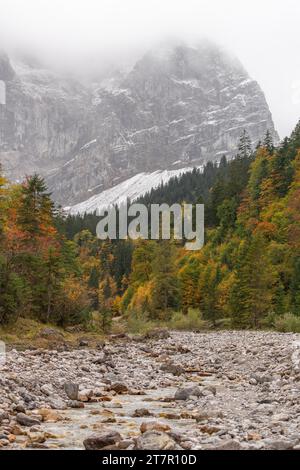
[0, 0, 299, 137]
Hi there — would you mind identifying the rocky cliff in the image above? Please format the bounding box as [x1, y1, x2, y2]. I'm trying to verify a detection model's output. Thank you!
[0, 43, 278, 205]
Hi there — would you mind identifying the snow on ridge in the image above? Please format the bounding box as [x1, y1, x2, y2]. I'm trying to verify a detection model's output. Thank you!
[79, 139, 97, 151]
[66, 166, 201, 216]
[171, 78, 201, 89]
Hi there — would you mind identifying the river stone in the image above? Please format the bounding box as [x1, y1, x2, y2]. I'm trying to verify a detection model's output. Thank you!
[140, 422, 171, 433]
[12, 404, 26, 413]
[250, 373, 273, 384]
[68, 400, 84, 409]
[134, 431, 181, 450]
[0, 411, 9, 422]
[38, 328, 64, 341]
[93, 352, 106, 364]
[133, 408, 153, 418]
[48, 397, 67, 410]
[78, 389, 93, 402]
[174, 386, 202, 400]
[214, 440, 243, 450]
[27, 432, 47, 444]
[145, 328, 170, 340]
[83, 432, 122, 450]
[38, 408, 62, 423]
[16, 413, 41, 427]
[160, 363, 185, 376]
[64, 382, 79, 400]
[109, 383, 128, 394]
[264, 439, 295, 450]
[40, 384, 54, 396]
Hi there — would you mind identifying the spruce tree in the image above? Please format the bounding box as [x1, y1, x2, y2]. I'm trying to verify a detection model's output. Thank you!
[17, 174, 55, 237]
[230, 235, 276, 328]
[0, 165, 8, 239]
[238, 130, 252, 159]
[289, 257, 300, 316]
[263, 130, 275, 155]
[150, 242, 179, 318]
[198, 261, 222, 326]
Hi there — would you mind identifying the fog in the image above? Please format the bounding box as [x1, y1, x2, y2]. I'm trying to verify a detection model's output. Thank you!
[0, 0, 299, 137]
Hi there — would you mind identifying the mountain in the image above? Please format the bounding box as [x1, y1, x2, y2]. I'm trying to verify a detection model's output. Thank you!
[0, 42, 278, 207]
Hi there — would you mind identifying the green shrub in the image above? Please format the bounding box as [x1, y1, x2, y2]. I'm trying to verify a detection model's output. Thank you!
[126, 310, 156, 335]
[275, 313, 300, 333]
[169, 309, 206, 331]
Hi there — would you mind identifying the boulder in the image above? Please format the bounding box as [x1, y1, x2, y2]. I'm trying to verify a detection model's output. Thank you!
[26, 432, 46, 444]
[12, 404, 26, 414]
[145, 328, 170, 340]
[38, 408, 62, 423]
[214, 440, 243, 450]
[83, 432, 122, 450]
[109, 383, 128, 394]
[78, 389, 93, 402]
[0, 411, 10, 423]
[135, 431, 181, 450]
[40, 384, 55, 396]
[16, 413, 41, 427]
[133, 408, 153, 418]
[48, 397, 67, 410]
[64, 382, 79, 400]
[160, 363, 185, 376]
[140, 422, 171, 433]
[68, 400, 85, 409]
[38, 328, 64, 342]
[264, 439, 295, 450]
[93, 353, 107, 365]
[174, 386, 202, 400]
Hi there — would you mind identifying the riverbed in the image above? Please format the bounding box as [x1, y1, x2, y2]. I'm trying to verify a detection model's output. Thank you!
[1, 330, 300, 450]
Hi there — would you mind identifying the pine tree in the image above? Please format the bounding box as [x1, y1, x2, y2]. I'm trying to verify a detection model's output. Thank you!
[98, 276, 116, 332]
[289, 257, 300, 316]
[17, 174, 56, 238]
[0, 165, 8, 239]
[44, 246, 64, 322]
[150, 242, 179, 318]
[247, 148, 270, 202]
[230, 236, 276, 328]
[0, 255, 28, 324]
[130, 240, 156, 287]
[198, 260, 222, 326]
[98, 276, 117, 312]
[179, 259, 200, 314]
[88, 266, 100, 309]
[238, 130, 252, 159]
[263, 130, 275, 155]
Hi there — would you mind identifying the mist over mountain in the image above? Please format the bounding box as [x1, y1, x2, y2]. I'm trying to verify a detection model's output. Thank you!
[0, 41, 278, 206]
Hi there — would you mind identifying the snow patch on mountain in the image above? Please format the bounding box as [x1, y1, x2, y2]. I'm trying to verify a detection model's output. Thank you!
[66, 166, 201, 215]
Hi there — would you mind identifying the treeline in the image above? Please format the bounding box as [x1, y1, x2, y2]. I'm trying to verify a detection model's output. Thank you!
[62, 131, 253, 239]
[0, 173, 132, 327]
[116, 127, 300, 328]
[60, 124, 300, 330]
[1, 122, 300, 331]
[0, 174, 88, 325]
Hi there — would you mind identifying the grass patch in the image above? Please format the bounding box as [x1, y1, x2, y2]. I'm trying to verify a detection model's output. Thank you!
[126, 311, 157, 335]
[0, 317, 54, 343]
[274, 313, 300, 333]
[168, 309, 207, 331]
[0, 317, 105, 349]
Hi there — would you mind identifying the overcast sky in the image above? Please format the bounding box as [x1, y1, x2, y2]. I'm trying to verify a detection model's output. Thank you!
[0, 0, 299, 138]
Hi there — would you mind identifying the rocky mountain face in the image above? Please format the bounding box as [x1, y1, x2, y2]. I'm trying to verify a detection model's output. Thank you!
[0, 43, 278, 206]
